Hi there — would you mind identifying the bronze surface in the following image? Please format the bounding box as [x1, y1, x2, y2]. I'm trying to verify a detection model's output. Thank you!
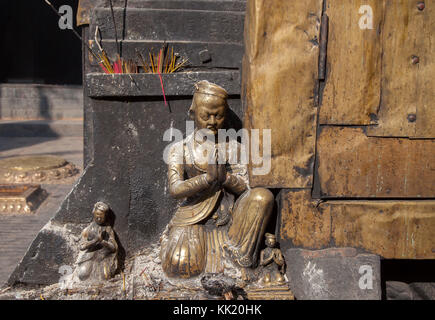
[366, 0, 435, 138]
[320, 0, 383, 125]
[0, 184, 47, 214]
[317, 127, 435, 198]
[279, 190, 435, 259]
[0, 155, 79, 184]
[243, 0, 322, 188]
[0, 155, 67, 172]
[77, 0, 95, 26]
[161, 81, 274, 279]
[245, 285, 295, 300]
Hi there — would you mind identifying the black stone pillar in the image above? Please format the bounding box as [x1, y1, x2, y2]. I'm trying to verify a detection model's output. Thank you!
[8, 0, 246, 286]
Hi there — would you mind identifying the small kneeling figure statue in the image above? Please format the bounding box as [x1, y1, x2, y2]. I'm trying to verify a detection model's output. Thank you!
[76, 202, 118, 281]
[160, 81, 274, 279]
[259, 233, 286, 285]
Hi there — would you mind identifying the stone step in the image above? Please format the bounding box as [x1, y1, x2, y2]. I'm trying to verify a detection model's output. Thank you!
[0, 120, 83, 137]
[0, 84, 83, 120]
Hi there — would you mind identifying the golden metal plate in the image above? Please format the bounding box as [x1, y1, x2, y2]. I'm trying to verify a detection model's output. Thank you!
[0, 155, 79, 184]
[0, 184, 47, 214]
[279, 190, 435, 259]
[0, 155, 67, 172]
[246, 285, 295, 300]
[243, 0, 322, 188]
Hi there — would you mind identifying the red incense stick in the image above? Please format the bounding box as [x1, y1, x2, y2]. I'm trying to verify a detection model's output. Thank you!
[157, 51, 168, 106]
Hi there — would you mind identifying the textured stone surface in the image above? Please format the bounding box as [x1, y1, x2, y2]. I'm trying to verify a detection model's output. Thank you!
[0, 84, 83, 120]
[85, 71, 241, 97]
[0, 137, 83, 168]
[201, 273, 236, 298]
[92, 7, 245, 43]
[7, 222, 79, 286]
[0, 135, 83, 286]
[386, 282, 435, 300]
[0, 184, 77, 286]
[285, 248, 381, 300]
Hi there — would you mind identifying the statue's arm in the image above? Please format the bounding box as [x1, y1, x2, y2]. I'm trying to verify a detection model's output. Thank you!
[168, 145, 211, 199]
[79, 227, 97, 250]
[223, 144, 248, 195]
[101, 228, 118, 253]
[260, 250, 274, 266]
[273, 249, 285, 266]
[223, 172, 247, 195]
[80, 238, 99, 250]
[259, 250, 266, 265]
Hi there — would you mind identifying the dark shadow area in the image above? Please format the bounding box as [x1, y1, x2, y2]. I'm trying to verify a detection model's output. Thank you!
[225, 107, 244, 133]
[0, 0, 82, 85]
[0, 121, 60, 138]
[38, 89, 51, 120]
[105, 208, 126, 275]
[0, 137, 59, 153]
[0, 1, 83, 149]
[381, 259, 435, 300]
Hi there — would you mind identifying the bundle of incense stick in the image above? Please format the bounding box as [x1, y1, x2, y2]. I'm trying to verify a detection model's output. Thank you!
[96, 51, 139, 74]
[137, 45, 189, 74]
[96, 46, 187, 74]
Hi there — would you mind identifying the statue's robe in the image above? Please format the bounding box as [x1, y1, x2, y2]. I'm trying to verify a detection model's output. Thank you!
[160, 133, 273, 278]
[76, 222, 118, 281]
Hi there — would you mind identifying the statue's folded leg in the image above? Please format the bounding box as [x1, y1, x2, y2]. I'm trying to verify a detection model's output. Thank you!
[77, 260, 93, 281]
[161, 224, 207, 278]
[226, 188, 274, 267]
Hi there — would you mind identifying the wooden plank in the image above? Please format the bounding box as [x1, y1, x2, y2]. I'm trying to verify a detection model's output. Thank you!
[415, 0, 435, 138]
[317, 127, 435, 198]
[328, 200, 435, 259]
[243, 0, 322, 188]
[279, 190, 331, 249]
[320, 0, 384, 125]
[279, 190, 435, 259]
[367, 0, 435, 138]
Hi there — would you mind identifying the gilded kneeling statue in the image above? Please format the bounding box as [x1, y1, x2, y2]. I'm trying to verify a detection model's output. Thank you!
[160, 81, 274, 279]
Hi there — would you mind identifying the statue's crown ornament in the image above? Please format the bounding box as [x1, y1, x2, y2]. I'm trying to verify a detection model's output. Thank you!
[194, 80, 228, 99]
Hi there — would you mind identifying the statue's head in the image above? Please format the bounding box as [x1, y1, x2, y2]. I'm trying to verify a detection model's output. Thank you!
[92, 201, 109, 225]
[265, 233, 276, 248]
[189, 80, 228, 135]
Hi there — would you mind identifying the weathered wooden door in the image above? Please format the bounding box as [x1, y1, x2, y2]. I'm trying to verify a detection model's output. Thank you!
[243, 0, 434, 260]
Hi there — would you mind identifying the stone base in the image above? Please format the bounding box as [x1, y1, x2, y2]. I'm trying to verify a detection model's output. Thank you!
[285, 248, 381, 300]
[2, 240, 295, 300]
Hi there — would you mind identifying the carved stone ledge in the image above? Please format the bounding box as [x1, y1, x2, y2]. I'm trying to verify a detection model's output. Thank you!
[245, 285, 295, 300]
